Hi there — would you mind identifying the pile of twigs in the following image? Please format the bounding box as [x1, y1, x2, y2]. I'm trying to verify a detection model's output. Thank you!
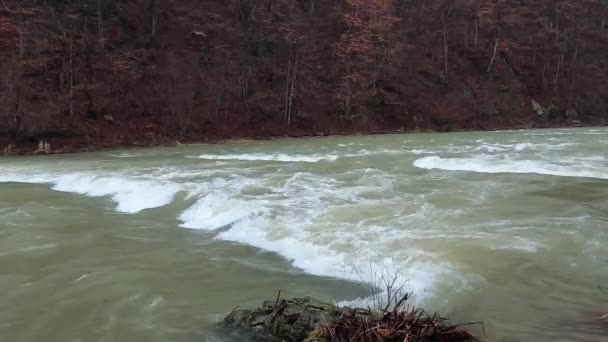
[321, 294, 481, 342]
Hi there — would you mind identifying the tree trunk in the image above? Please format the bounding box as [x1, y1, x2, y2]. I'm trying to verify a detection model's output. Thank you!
[69, 36, 74, 117]
[474, 19, 478, 47]
[474, 1, 479, 47]
[541, 41, 550, 90]
[18, 27, 24, 59]
[442, 13, 448, 80]
[553, 54, 563, 93]
[97, 0, 104, 49]
[288, 49, 298, 126]
[464, 22, 469, 55]
[284, 47, 292, 124]
[487, 32, 500, 73]
[554, 6, 560, 40]
[150, 0, 160, 44]
[567, 46, 578, 106]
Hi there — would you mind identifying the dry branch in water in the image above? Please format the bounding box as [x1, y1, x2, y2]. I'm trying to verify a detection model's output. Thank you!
[224, 292, 481, 342]
[322, 293, 481, 342]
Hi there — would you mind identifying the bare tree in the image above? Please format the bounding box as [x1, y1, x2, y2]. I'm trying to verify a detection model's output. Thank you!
[2, 71, 22, 138]
[553, 3, 563, 40]
[288, 50, 298, 126]
[97, 0, 104, 49]
[553, 53, 563, 93]
[18, 25, 24, 59]
[541, 35, 551, 90]
[567, 44, 578, 106]
[602, 0, 608, 31]
[284, 45, 299, 126]
[474, 0, 480, 46]
[443, 0, 455, 17]
[284, 46, 292, 124]
[442, 12, 449, 80]
[149, 0, 160, 44]
[441, 0, 455, 80]
[487, 28, 500, 73]
[69, 35, 74, 117]
[308, 0, 318, 14]
[464, 20, 469, 53]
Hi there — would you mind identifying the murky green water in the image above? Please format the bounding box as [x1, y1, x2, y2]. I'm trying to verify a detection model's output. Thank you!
[1, 128, 607, 341]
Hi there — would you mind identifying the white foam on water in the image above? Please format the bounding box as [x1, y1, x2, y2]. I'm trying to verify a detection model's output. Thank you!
[494, 237, 541, 253]
[216, 215, 457, 302]
[109, 152, 149, 158]
[411, 141, 577, 156]
[335, 261, 463, 308]
[73, 273, 94, 282]
[513, 143, 534, 151]
[0, 172, 180, 213]
[522, 130, 575, 136]
[149, 296, 163, 308]
[414, 156, 608, 179]
[179, 194, 265, 230]
[173, 170, 465, 303]
[411, 149, 440, 155]
[52, 174, 180, 213]
[193, 149, 401, 163]
[475, 142, 578, 153]
[196, 153, 339, 163]
[218, 215, 346, 277]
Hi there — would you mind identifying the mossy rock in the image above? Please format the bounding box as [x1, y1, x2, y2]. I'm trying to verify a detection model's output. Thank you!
[224, 297, 341, 342]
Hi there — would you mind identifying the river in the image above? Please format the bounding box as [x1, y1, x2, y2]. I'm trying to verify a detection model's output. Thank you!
[1, 128, 607, 341]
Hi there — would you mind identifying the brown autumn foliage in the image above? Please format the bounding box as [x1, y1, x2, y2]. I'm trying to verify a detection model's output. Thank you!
[0, 0, 607, 149]
[334, 0, 401, 127]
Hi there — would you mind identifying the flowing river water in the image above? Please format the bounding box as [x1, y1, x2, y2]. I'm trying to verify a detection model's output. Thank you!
[1, 128, 607, 341]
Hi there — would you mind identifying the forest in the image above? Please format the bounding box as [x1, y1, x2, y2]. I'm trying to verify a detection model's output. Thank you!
[1, 0, 607, 149]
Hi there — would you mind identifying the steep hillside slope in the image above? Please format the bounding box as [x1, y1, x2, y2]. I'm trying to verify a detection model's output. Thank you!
[1, 0, 607, 150]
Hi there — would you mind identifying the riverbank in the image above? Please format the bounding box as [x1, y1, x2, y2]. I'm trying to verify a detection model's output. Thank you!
[2, 122, 604, 157]
[3, 0, 608, 161]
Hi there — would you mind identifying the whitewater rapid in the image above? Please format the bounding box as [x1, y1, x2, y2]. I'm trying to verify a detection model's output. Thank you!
[414, 155, 608, 180]
[1, 128, 606, 304]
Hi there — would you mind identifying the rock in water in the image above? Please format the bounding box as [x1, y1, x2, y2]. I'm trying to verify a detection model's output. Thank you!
[3, 144, 16, 156]
[531, 99, 545, 116]
[222, 295, 481, 342]
[224, 297, 339, 342]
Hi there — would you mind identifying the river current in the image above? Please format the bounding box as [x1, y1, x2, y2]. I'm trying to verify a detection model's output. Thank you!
[1, 128, 607, 341]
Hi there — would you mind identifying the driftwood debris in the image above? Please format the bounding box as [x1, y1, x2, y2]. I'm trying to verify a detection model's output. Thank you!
[223, 293, 480, 342]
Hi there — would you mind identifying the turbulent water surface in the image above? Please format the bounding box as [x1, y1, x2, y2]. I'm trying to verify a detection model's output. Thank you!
[1, 128, 607, 341]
